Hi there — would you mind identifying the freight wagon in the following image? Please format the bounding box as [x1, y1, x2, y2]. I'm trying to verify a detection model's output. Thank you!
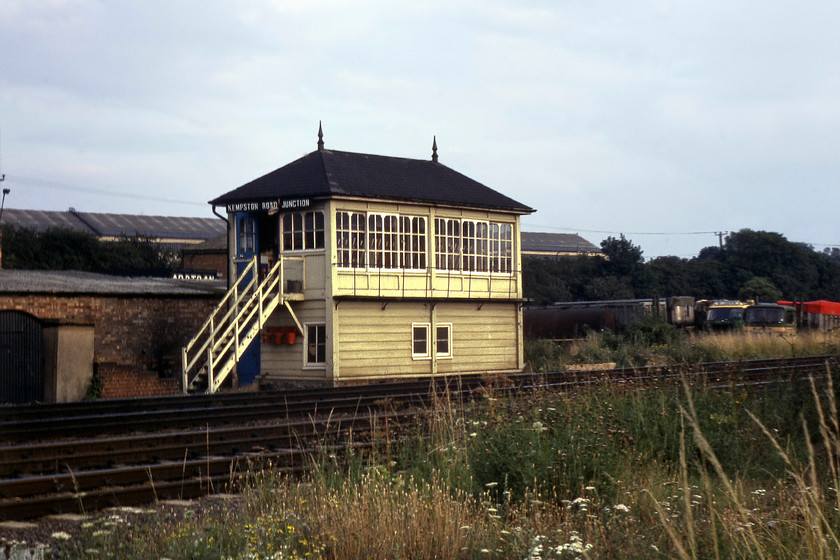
[524, 296, 694, 340]
[778, 300, 840, 332]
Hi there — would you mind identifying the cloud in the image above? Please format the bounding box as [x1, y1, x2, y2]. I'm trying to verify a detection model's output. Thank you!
[0, 0, 837, 259]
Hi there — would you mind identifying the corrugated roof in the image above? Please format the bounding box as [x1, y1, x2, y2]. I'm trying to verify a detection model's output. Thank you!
[183, 234, 227, 253]
[521, 232, 602, 254]
[0, 209, 89, 232]
[1, 209, 226, 241]
[210, 149, 535, 214]
[0, 270, 225, 296]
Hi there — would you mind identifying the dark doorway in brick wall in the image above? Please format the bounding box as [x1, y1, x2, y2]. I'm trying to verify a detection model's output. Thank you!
[0, 310, 44, 404]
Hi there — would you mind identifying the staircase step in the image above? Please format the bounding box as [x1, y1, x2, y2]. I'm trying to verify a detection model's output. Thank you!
[183, 266, 284, 393]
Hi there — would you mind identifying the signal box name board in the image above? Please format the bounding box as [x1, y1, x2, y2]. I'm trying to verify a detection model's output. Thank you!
[226, 198, 310, 213]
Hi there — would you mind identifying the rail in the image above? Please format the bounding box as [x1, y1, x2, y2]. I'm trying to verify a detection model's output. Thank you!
[2, 355, 836, 521]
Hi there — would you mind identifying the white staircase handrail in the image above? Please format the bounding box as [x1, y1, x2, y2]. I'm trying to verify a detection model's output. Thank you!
[182, 257, 287, 393]
[181, 257, 258, 389]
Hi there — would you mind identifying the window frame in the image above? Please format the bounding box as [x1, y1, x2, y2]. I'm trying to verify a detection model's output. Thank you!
[411, 323, 430, 359]
[489, 223, 513, 274]
[434, 217, 461, 271]
[462, 220, 489, 273]
[282, 210, 325, 252]
[411, 322, 453, 360]
[336, 211, 367, 268]
[238, 215, 255, 253]
[304, 323, 327, 368]
[337, 211, 428, 272]
[335, 210, 512, 276]
[400, 215, 427, 270]
[367, 213, 402, 270]
[435, 323, 452, 359]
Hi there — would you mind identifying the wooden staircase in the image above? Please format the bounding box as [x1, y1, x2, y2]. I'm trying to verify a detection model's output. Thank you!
[181, 256, 303, 394]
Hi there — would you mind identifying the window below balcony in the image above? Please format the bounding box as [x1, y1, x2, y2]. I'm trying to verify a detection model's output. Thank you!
[412, 322, 452, 360]
[305, 323, 326, 366]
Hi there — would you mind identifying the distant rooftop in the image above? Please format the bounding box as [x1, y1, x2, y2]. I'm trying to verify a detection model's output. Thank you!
[1, 209, 226, 247]
[521, 232, 603, 257]
[182, 234, 227, 254]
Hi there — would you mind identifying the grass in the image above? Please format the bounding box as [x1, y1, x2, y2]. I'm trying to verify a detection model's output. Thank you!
[56, 356, 840, 560]
[525, 318, 840, 371]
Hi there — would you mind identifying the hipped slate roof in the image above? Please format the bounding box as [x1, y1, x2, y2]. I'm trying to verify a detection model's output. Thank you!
[210, 149, 534, 214]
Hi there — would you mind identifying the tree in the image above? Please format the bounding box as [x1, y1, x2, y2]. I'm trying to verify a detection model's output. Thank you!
[600, 234, 644, 277]
[0, 225, 179, 273]
[518, 228, 840, 304]
[522, 256, 572, 305]
[584, 275, 634, 300]
[738, 276, 783, 303]
[647, 256, 693, 297]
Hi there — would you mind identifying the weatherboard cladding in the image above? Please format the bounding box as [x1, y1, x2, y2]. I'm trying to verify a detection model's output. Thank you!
[210, 149, 534, 214]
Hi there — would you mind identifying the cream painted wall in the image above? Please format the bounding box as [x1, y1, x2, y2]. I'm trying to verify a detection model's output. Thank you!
[333, 300, 521, 381]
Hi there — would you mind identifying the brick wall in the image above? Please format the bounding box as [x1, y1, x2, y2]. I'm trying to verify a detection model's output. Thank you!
[98, 362, 181, 399]
[183, 253, 227, 279]
[0, 293, 219, 397]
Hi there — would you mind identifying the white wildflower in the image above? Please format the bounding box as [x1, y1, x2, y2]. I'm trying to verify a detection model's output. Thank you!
[51, 531, 72, 540]
[552, 532, 594, 557]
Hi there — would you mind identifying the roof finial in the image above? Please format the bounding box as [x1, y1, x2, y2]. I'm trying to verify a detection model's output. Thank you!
[317, 121, 324, 151]
[431, 136, 438, 163]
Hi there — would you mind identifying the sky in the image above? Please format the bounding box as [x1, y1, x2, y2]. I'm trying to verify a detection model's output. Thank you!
[1, 0, 838, 260]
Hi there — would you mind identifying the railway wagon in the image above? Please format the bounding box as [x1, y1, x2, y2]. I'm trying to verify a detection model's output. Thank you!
[778, 300, 840, 331]
[743, 303, 796, 333]
[524, 296, 694, 340]
[702, 300, 749, 331]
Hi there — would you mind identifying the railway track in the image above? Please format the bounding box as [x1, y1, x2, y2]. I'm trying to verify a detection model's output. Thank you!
[1, 354, 836, 521]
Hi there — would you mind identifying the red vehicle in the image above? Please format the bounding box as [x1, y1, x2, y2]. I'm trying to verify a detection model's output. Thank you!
[778, 300, 840, 331]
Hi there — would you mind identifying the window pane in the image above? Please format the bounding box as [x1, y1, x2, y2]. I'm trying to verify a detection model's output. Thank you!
[293, 213, 303, 250]
[307, 324, 326, 365]
[477, 222, 489, 272]
[336, 212, 349, 267]
[314, 212, 325, 249]
[412, 325, 428, 356]
[436, 325, 450, 356]
[304, 212, 314, 249]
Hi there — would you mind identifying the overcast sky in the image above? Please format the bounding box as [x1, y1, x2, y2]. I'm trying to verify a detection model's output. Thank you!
[1, 0, 838, 259]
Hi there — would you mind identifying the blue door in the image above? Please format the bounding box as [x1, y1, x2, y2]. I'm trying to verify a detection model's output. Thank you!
[235, 213, 260, 386]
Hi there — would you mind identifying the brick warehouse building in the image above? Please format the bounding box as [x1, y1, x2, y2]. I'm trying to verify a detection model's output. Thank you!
[0, 270, 223, 403]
